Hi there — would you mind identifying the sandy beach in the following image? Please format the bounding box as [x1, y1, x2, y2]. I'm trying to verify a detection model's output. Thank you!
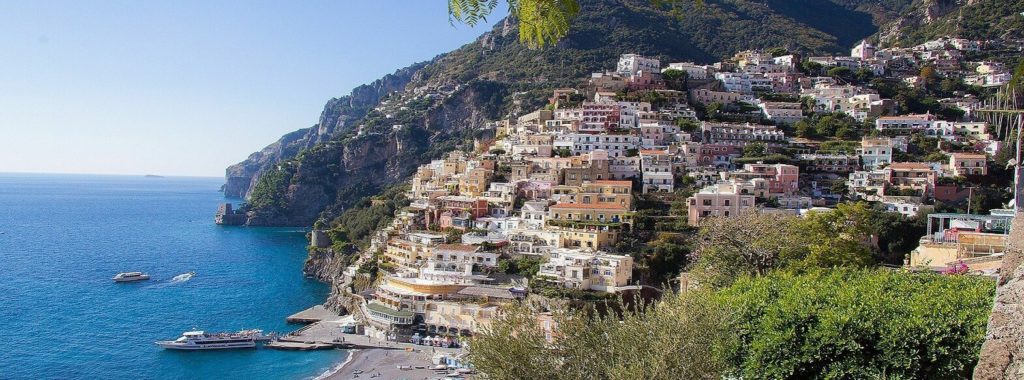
[325, 348, 452, 380]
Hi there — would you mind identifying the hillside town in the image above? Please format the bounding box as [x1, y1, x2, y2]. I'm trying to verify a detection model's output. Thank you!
[321, 36, 1020, 347]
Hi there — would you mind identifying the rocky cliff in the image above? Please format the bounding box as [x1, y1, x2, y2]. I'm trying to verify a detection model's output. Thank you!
[875, 0, 1024, 47]
[227, 0, 912, 227]
[224, 63, 425, 199]
[973, 212, 1024, 379]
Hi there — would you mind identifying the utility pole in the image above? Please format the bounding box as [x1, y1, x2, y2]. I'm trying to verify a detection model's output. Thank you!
[1015, 113, 1023, 213]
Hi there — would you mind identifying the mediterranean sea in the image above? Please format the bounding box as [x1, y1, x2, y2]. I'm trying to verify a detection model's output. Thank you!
[0, 173, 346, 379]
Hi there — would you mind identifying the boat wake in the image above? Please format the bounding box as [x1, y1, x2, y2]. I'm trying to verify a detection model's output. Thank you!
[169, 272, 196, 283]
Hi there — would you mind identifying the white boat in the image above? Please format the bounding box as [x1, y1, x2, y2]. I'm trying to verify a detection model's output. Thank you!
[155, 330, 267, 350]
[112, 272, 150, 282]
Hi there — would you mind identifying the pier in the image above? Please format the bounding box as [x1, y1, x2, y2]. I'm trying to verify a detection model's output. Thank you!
[285, 304, 339, 324]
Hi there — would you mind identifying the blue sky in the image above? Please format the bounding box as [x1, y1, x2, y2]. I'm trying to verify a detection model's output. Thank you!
[0, 1, 505, 177]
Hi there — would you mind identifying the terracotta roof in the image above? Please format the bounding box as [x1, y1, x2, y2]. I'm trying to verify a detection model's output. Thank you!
[437, 244, 479, 252]
[592, 180, 632, 185]
[950, 153, 987, 159]
[888, 163, 933, 170]
[550, 202, 627, 210]
[878, 114, 933, 120]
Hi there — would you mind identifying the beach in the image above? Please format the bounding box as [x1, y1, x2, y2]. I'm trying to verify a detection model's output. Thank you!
[325, 348, 454, 380]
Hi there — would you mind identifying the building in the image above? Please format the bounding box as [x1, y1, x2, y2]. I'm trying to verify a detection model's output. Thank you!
[875, 113, 936, 132]
[700, 122, 786, 147]
[726, 163, 800, 195]
[536, 248, 633, 292]
[617, 54, 660, 77]
[798, 154, 860, 173]
[851, 40, 876, 60]
[640, 149, 675, 193]
[858, 137, 894, 169]
[950, 153, 988, 176]
[686, 183, 756, 226]
[664, 62, 709, 79]
[758, 101, 803, 125]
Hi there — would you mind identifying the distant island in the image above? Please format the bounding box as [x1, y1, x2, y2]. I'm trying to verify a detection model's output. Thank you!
[144, 174, 165, 178]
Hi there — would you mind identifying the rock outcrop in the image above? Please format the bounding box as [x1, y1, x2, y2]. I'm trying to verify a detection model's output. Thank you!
[223, 64, 424, 199]
[974, 212, 1024, 379]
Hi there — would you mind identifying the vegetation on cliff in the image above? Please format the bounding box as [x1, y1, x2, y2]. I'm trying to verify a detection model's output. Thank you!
[879, 0, 1024, 48]
[471, 270, 994, 380]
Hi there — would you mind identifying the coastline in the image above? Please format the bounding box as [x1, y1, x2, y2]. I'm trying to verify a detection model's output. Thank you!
[312, 349, 358, 380]
[320, 347, 459, 380]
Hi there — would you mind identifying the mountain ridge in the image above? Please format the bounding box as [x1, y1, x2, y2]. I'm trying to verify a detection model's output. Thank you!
[224, 0, 916, 226]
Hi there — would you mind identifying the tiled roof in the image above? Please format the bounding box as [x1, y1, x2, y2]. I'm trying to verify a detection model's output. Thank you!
[550, 202, 627, 210]
[888, 163, 933, 170]
[436, 244, 479, 252]
[950, 153, 987, 159]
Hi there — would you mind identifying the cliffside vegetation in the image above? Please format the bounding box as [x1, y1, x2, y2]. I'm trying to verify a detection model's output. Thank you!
[469, 209, 996, 379]
[879, 0, 1024, 48]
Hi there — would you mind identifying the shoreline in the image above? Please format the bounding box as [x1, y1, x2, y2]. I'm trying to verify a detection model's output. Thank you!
[312, 349, 359, 380]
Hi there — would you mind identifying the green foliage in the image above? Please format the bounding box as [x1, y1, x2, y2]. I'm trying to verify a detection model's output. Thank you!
[718, 269, 995, 379]
[469, 289, 735, 380]
[497, 256, 543, 278]
[324, 185, 410, 249]
[471, 269, 994, 380]
[691, 203, 891, 288]
[795, 112, 866, 140]
[884, 0, 1024, 47]
[449, 0, 581, 48]
[741, 142, 766, 158]
[248, 166, 294, 213]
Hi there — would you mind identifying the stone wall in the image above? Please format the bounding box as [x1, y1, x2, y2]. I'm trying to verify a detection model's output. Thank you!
[973, 212, 1024, 379]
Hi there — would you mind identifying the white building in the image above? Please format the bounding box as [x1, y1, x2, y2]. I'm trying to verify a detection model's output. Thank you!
[536, 248, 633, 293]
[857, 137, 894, 169]
[617, 54, 660, 77]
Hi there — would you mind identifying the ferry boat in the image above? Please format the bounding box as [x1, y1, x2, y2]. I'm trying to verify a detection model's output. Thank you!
[155, 329, 269, 350]
[112, 272, 150, 282]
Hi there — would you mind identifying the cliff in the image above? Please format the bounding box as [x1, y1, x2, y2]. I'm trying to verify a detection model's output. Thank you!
[223, 63, 425, 199]
[973, 212, 1024, 379]
[876, 0, 1024, 47]
[226, 0, 912, 227]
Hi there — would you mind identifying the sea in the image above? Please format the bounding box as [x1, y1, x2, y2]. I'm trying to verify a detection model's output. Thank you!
[0, 173, 347, 379]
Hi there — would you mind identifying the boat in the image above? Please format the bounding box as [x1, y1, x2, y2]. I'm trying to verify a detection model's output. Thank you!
[155, 329, 269, 350]
[112, 272, 150, 282]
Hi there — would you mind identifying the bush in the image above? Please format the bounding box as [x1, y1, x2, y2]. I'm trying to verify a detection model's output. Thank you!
[717, 269, 995, 379]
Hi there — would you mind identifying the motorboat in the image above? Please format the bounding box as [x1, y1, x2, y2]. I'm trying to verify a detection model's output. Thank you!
[112, 272, 150, 282]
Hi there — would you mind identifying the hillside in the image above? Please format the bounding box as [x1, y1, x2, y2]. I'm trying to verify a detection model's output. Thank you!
[876, 0, 1024, 47]
[225, 0, 913, 226]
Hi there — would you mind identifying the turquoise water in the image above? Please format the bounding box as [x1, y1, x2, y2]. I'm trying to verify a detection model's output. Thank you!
[0, 173, 346, 379]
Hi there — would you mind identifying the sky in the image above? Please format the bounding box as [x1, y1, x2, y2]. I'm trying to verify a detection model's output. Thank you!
[0, 1, 505, 177]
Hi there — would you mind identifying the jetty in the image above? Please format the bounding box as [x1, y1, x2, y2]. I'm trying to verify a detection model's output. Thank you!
[286, 304, 339, 324]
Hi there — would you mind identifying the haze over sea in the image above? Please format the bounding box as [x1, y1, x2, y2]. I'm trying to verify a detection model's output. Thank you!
[0, 173, 345, 379]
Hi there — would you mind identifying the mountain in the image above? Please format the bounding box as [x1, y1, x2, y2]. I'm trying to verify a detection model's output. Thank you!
[225, 0, 914, 227]
[876, 0, 1024, 47]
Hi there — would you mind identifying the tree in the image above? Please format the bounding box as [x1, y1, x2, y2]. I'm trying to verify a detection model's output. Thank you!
[661, 68, 688, 82]
[767, 47, 788, 57]
[469, 291, 736, 380]
[718, 269, 994, 380]
[742, 142, 766, 158]
[690, 212, 810, 288]
[919, 65, 940, 92]
[448, 0, 702, 48]
[675, 118, 699, 133]
[826, 66, 852, 82]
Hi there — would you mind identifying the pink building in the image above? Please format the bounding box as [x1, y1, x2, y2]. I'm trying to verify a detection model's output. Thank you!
[686, 183, 756, 226]
[438, 196, 489, 219]
[730, 163, 799, 195]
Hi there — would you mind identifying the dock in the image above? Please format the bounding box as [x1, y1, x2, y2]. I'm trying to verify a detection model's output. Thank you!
[286, 304, 339, 324]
